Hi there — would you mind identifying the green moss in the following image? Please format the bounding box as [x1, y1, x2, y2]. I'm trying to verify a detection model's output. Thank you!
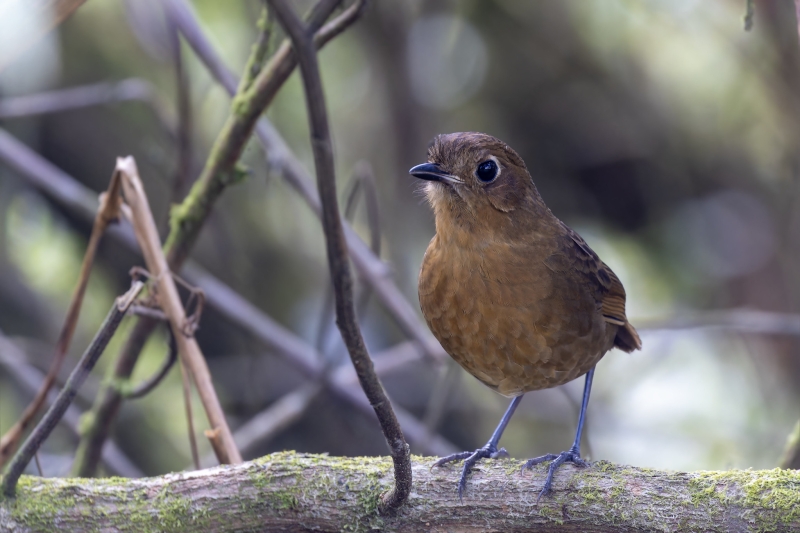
[9, 478, 88, 530]
[502, 459, 524, 477]
[76, 411, 96, 436]
[232, 94, 253, 118]
[12, 453, 799, 533]
[595, 460, 615, 473]
[106, 376, 135, 397]
[7, 475, 212, 533]
[689, 468, 800, 532]
[251, 452, 388, 533]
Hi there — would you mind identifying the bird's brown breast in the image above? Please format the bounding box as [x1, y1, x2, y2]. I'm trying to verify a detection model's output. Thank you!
[419, 229, 616, 397]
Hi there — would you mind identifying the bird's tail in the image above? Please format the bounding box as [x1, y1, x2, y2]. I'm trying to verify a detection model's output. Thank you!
[614, 322, 642, 353]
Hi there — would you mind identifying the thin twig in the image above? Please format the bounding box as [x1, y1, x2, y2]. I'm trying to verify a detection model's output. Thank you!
[238, 4, 272, 94]
[63, 0, 350, 472]
[315, 162, 382, 358]
[163, 3, 457, 461]
[168, 20, 194, 204]
[107, 308, 196, 472]
[0, 125, 457, 459]
[72, 316, 160, 477]
[0, 331, 143, 477]
[636, 309, 800, 336]
[123, 330, 178, 400]
[33, 453, 43, 477]
[117, 156, 242, 465]
[65, 0, 365, 476]
[1, 280, 144, 497]
[169, 0, 446, 368]
[268, 0, 410, 514]
[350, 161, 381, 328]
[201, 340, 452, 467]
[744, 0, 755, 31]
[128, 304, 169, 321]
[201, 383, 322, 465]
[159, 0, 342, 269]
[420, 362, 459, 452]
[0, 168, 123, 468]
[179, 349, 201, 470]
[0, 79, 176, 136]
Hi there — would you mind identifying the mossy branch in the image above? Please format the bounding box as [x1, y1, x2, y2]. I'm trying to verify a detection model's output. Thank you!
[2, 452, 800, 532]
[162, 0, 345, 269]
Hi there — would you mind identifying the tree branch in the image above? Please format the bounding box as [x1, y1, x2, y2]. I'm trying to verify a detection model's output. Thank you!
[160, 0, 342, 269]
[0, 127, 458, 458]
[0, 167, 123, 468]
[117, 156, 241, 465]
[1, 280, 144, 497]
[0, 79, 176, 136]
[66, 0, 360, 477]
[268, 0, 410, 514]
[165, 0, 446, 370]
[2, 452, 799, 532]
[0, 331, 143, 478]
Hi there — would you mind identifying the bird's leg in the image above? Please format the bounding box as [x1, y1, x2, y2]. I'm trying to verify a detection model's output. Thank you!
[433, 394, 523, 500]
[522, 366, 595, 501]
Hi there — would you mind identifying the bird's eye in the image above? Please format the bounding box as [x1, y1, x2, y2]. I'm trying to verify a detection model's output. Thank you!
[476, 160, 498, 183]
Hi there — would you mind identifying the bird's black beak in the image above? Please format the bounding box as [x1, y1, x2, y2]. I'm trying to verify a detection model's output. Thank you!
[409, 163, 463, 184]
[409, 163, 446, 181]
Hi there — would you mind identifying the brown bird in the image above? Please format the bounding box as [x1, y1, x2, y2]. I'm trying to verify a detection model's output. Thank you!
[411, 132, 641, 500]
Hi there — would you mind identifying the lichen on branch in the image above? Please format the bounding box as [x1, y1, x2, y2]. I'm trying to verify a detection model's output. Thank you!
[3, 453, 800, 533]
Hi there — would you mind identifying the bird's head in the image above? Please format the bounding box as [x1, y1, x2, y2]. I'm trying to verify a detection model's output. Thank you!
[410, 132, 546, 236]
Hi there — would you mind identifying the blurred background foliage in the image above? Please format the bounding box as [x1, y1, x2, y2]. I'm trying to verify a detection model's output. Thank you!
[1, 0, 799, 479]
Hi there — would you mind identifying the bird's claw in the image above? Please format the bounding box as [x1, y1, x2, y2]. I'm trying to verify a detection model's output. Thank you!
[521, 446, 587, 502]
[433, 444, 508, 500]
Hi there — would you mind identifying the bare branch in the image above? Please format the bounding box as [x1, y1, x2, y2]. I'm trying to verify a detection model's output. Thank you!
[0, 331, 143, 478]
[636, 308, 800, 336]
[0, 165, 123, 468]
[203, 383, 322, 465]
[72, 316, 160, 477]
[268, 0, 410, 514]
[122, 331, 177, 400]
[0, 79, 176, 136]
[316, 162, 381, 357]
[159, 0, 343, 269]
[180, 351, 201, 471]
[1, 280, 144, 497]
[169, 0, 447, 368]
[50, 0, 365, 471]
[168, 22, 194, 203]
[117, 157, 241, 465]
[3, 453, 800, 532]
[238, 4, 273, 94]
[0, 126, 457, 458]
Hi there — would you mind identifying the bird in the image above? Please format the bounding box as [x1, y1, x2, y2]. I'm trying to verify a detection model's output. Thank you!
[410, 132, 641, 500]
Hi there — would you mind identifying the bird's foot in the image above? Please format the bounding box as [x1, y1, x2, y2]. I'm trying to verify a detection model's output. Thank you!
[521, 446, 587, 502]
[433, 444, 510, 500]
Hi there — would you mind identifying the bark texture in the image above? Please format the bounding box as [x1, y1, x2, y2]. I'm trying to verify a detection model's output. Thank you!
[1, 452, 799, 532]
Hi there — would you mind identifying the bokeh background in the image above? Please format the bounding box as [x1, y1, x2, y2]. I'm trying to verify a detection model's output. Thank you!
[1, 0, 799, 479]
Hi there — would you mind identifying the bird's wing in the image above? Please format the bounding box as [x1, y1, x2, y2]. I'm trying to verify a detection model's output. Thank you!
[564, 229, 642, 352]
